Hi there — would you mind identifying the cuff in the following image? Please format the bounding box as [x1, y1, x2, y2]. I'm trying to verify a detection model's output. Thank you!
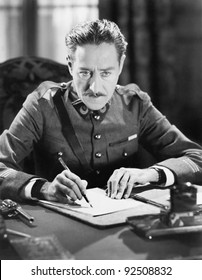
[151, 165, 175, 186]
[24, 179, 38, 200]
[24, 178, 46, 200]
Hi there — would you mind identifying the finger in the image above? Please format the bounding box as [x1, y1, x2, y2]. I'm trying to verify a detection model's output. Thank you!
[107, 172, 115, 197]
[115, 172, 130, 199]
[124, 175, 138, 198]
[108, 168, 126, 199]
[106, 181, 112, 197]
[57, 172, 83, 200]
[123, 182, 134, 199]
[81, 180, 88, 194]
[63, 170, 87, 195]
[57, 182, 79, 201]
[107, 170, 120, 198]
[55, 191, 70, 204]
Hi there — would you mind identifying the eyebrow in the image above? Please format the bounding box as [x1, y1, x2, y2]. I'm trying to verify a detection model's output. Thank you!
[79, 67, 115, 71]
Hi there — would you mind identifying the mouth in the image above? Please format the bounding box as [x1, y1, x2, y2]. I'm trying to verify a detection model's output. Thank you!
[83, 91, 105, 98]
[82, 93, 107, 109]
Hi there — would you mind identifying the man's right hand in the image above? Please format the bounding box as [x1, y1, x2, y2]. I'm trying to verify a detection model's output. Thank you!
[39, 170, 88, 203]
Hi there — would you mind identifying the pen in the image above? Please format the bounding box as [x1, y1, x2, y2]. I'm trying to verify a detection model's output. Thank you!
[131, 194, 169, 211]
[57, 152, 93, 207]
[6, 229, 31, 238]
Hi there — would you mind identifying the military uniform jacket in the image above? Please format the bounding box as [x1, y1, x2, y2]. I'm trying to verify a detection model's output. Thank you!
[1, 81, 202, 201]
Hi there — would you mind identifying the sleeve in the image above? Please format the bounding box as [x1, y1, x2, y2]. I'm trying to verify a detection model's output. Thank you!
[138, 91, 202, 185]
[0, 91, 46, 201]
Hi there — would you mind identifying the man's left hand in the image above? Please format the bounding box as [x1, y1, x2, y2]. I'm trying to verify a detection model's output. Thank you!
[107, 167, 159, 199]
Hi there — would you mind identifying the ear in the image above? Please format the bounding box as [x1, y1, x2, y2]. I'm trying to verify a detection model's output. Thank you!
[119, 54, 126, 74]
[66, 56, 73, 76]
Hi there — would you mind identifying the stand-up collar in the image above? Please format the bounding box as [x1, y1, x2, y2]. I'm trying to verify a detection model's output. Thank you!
[69, 89, 110, 120]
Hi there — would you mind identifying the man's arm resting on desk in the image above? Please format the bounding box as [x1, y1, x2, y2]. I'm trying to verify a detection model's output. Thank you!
[24, 179, 62, 202]
[24, 179, 67, 202]
[0, 165, 86, 203]
[107, 166, 175, 199]
[24, 170, 88, 203]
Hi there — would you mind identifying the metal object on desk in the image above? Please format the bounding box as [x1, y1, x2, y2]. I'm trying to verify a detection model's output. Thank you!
[130, 193, 169, 211]
[127, 182, 202, 239]
[161, 182, 202, 227]
[0, 199, 34, 224]
[0, 199, 17, 217]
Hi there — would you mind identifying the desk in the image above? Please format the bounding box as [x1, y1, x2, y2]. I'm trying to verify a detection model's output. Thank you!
[1, 202, 202, 260]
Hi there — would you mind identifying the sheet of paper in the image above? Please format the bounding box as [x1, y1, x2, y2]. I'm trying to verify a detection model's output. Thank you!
[39, 188, 141, 217]
[40, 188, 169, 217]
[38, 186, 202, 218]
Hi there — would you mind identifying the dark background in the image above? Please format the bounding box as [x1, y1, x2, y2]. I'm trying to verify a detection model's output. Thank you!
[100, 0, 202, 145]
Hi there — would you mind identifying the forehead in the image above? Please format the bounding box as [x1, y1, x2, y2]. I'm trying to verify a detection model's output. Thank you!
[73, 43, 119, 67]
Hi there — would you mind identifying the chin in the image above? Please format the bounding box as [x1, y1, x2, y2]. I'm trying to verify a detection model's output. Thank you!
[84, 97, 108, 111]
[87, 104, 104, 111]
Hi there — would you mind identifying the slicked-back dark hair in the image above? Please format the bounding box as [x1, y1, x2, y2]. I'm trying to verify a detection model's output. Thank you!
[65, 19, 127, 62]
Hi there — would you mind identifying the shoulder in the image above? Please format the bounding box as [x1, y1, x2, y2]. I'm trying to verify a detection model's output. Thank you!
[35, 81, 69, 99]
[23, 81, 71, 109]
[115, 83, 150, 105]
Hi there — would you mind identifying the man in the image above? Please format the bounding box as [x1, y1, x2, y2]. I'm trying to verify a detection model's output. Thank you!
[0, 19, 202, 203]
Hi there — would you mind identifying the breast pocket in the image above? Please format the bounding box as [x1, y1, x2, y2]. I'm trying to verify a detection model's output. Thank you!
[107, 133, 138, 164]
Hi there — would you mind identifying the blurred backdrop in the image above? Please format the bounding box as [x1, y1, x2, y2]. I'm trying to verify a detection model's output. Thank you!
[0, 0, 202, 145]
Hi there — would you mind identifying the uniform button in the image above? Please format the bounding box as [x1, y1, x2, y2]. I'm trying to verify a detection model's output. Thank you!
[123, 152, 128, 157]
[60, 82, 67, 88]
[94, 115, 100, 120]
[94, 134, 101, 140]
[95, 152, 102, 158]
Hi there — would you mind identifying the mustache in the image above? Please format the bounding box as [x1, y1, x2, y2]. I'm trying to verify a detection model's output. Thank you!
[83, 90, 105, 97]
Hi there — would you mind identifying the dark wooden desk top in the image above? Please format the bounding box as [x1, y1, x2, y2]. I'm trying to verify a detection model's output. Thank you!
[1, 202, 202, 260]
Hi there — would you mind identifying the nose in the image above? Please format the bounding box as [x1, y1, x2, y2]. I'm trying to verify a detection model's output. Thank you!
[89, 72, 102, 93]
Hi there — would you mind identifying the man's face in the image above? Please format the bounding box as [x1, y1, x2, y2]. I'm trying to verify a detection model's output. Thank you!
[68, 43, 125, 110]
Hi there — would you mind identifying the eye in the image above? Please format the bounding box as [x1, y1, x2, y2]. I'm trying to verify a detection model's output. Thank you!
[100, 71, 111, 78]
[78, 71, 91, 79]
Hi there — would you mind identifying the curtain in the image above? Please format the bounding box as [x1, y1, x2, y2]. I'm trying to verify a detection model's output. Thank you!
[99, 0, 202, 144]
[0, 0, 99, 63]
[36, 0, 99, 63]
[99, 0, 177, 121]
[0, 0, 23, 60]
